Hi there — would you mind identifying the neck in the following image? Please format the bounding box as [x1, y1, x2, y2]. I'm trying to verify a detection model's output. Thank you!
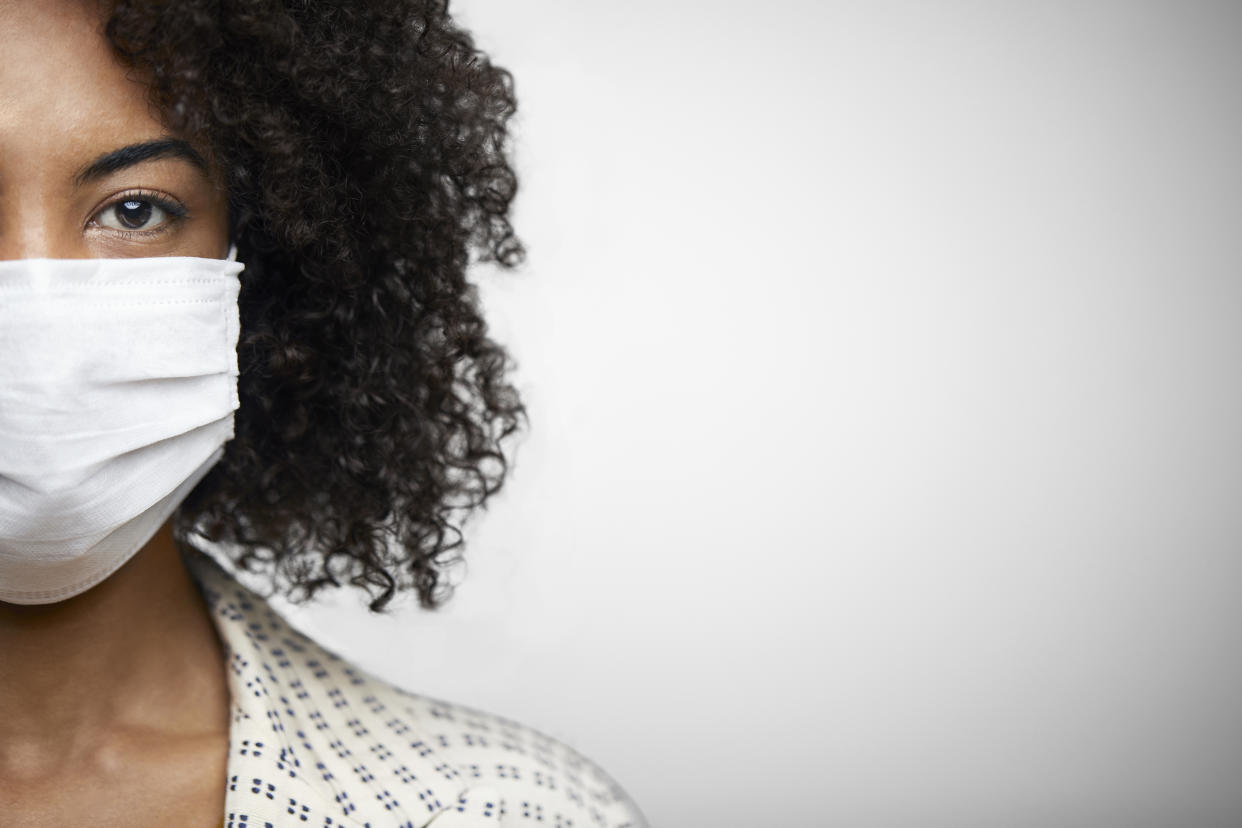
[0, 520, 231, 776]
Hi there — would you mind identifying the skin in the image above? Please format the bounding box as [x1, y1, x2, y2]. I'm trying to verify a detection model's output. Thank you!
[0, 1, 233, 824]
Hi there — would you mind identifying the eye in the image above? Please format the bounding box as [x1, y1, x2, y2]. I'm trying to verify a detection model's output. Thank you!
[92, 192, 186, 233]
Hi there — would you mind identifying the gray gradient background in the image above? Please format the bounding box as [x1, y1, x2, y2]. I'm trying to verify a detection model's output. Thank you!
[232, 2, 1242, 826]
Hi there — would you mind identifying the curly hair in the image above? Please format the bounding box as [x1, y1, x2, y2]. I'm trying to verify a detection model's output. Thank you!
[103, 0, 527, 612]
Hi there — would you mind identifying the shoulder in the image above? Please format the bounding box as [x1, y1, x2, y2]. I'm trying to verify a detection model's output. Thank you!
[357, 667, 648, 828]
[187, 548, 648, 827]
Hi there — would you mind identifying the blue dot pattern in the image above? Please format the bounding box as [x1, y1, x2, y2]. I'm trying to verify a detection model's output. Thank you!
[183, 549, 648, 828]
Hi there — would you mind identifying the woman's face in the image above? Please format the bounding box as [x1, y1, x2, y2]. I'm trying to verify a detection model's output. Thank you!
[0, 0, 229, 260]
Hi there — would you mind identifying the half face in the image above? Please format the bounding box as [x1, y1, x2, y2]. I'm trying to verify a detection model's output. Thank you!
[0, 0, 229, 260]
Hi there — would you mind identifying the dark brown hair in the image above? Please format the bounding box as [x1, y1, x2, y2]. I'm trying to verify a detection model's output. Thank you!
[105, 0, 525, 612]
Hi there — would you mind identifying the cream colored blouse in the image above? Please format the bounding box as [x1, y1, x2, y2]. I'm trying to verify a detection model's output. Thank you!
[185, 549, 647, 828]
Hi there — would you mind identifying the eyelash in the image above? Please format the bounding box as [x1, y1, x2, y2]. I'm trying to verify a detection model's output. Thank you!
[89, 189, 189, 236]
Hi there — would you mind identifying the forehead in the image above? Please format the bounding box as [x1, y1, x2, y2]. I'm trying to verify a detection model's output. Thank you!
[0, 0, 165, 172]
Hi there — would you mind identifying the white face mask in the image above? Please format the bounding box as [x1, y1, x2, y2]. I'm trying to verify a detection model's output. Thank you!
[0, 248, 244, 605]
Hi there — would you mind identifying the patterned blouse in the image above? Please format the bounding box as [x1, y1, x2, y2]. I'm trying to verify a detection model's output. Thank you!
[184, 548, 648, 828]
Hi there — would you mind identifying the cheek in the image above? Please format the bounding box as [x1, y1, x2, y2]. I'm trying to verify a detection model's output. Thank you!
[198, 188, 233, 258]
[167, 179, 232, 259]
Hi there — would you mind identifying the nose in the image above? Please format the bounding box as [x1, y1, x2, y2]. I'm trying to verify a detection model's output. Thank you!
[0, 221, 84, 261]
[0, 185, 90, 260]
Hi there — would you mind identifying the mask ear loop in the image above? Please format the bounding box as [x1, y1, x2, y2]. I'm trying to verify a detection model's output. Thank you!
[226, 244, 239, 262]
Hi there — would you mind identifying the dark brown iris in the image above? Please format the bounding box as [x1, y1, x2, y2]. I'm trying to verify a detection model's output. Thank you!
[115, 199, 152, 229]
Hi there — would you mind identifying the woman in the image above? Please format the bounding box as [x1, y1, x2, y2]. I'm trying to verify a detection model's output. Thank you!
[0, 1, 646, 825]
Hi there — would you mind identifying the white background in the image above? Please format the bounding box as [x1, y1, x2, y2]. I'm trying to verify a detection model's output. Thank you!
[261, 3, 1242, 826]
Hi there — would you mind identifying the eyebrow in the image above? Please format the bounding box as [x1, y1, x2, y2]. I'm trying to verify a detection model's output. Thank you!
[73, 138, 209, 187]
